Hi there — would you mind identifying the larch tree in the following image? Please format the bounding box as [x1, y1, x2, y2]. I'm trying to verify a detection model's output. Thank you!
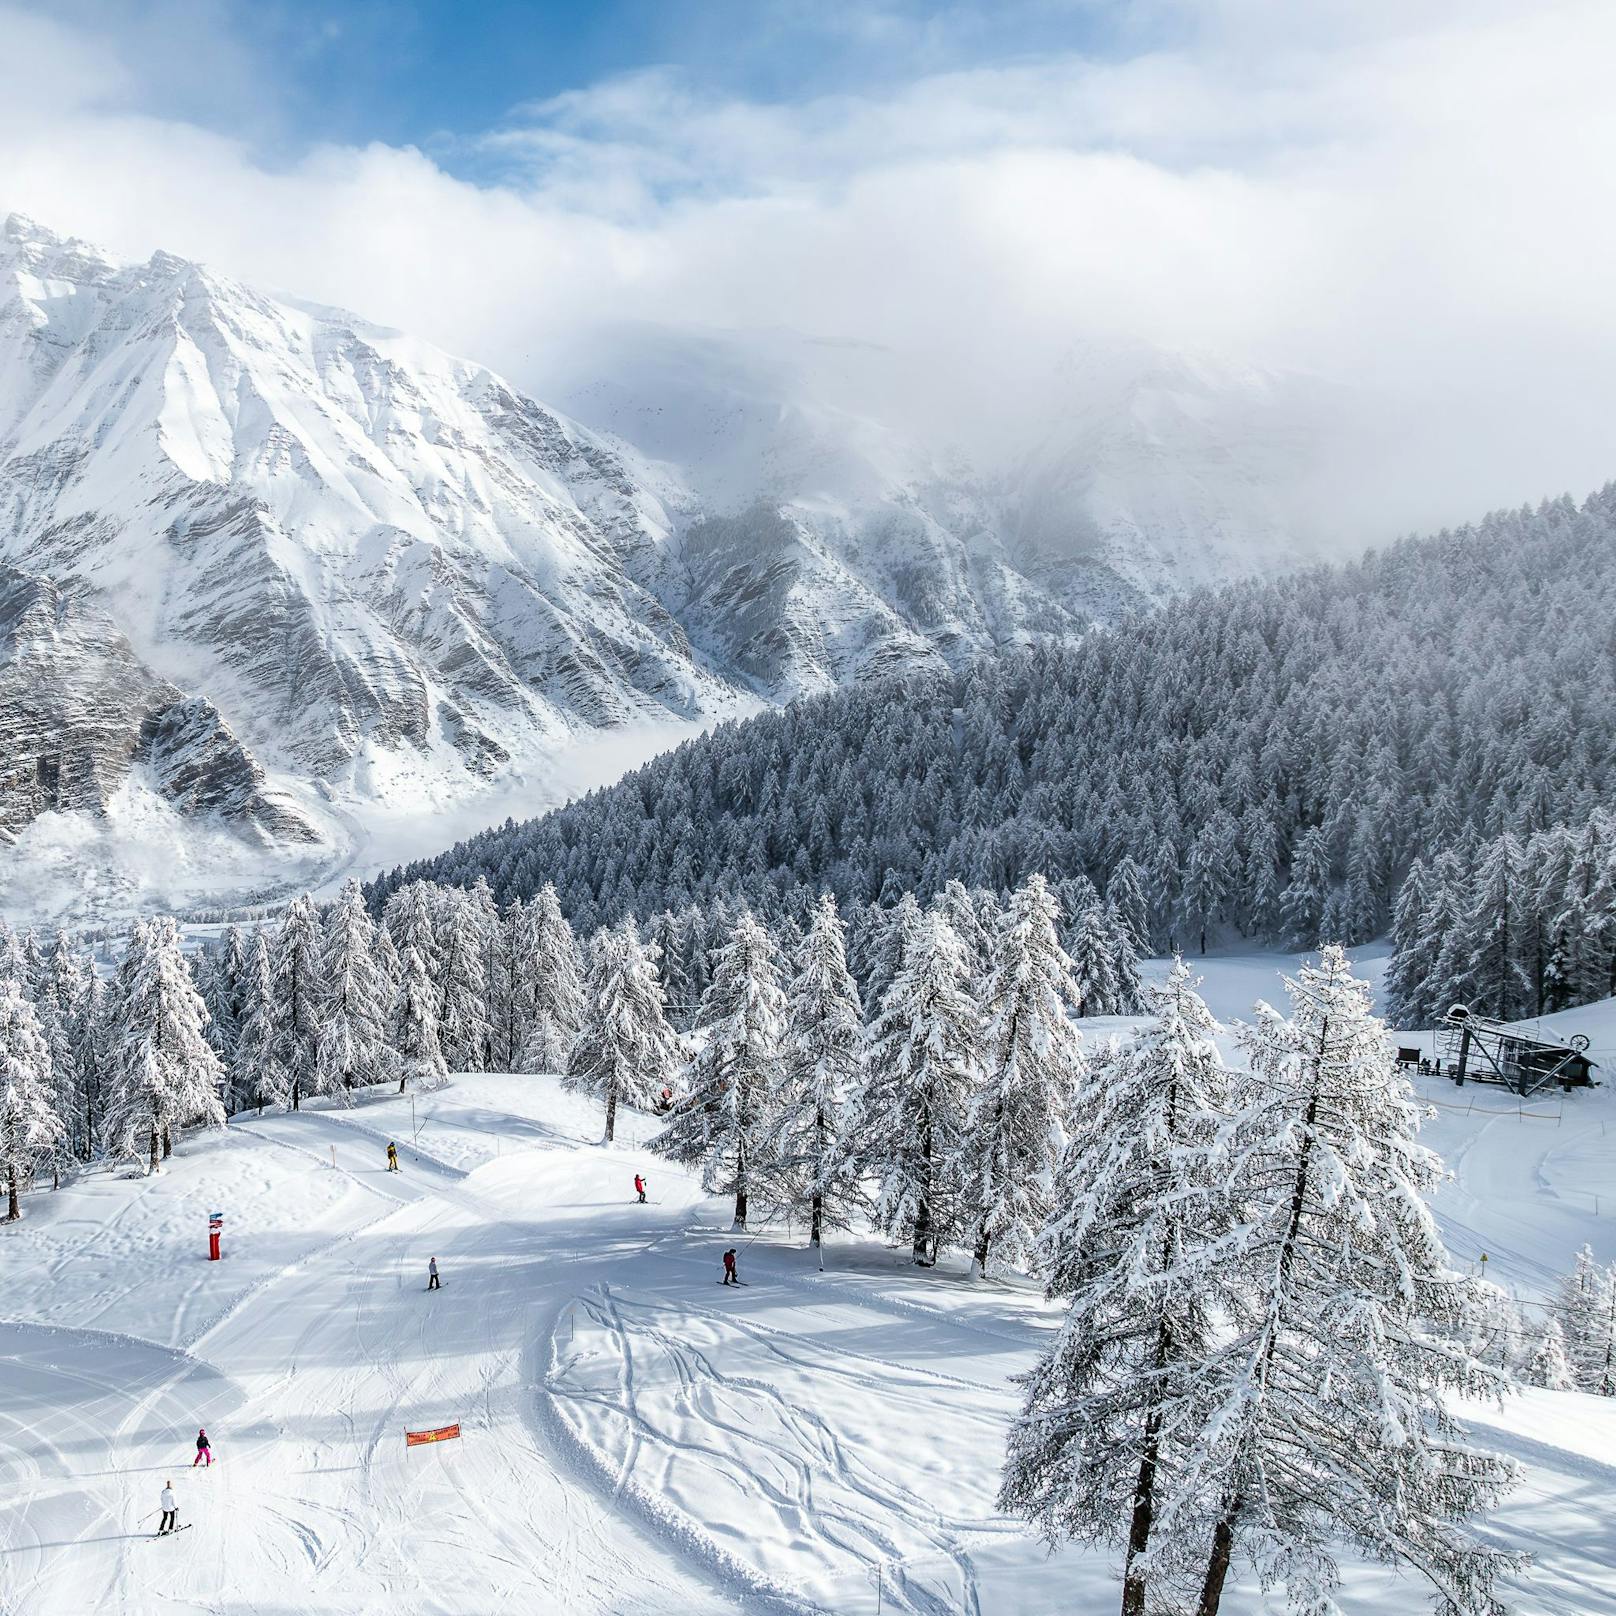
[527, 883, 586, 1072]
[1068, 905, 1119, 1017]
[567, 918, 678, 1141]
[392, 941, 447, 1093]
[318, 879, 390, 1100]
[436, 892, 490, 1072]
[1182, 947, 1518, 1616]
[655, 910, 785, 1228]
[272, 895, 326, 1110]
[233, 929, 286, 1112]
[964, 874, 1084, 1279]
[1002, 959, 1235, 1616]
[1553, 1245, 1603, 1390]
[0, 975, 63, 1220]
[104, 918, 225, 1172]
[1523, 1317, 1574, 1391]
[847, 910, 979, 1266]
[201, 925, 248, 1079]
[770, 893, 863, 1248]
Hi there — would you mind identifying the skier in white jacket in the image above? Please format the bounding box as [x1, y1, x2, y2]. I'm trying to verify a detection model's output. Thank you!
[158, 1482, 178, 1534]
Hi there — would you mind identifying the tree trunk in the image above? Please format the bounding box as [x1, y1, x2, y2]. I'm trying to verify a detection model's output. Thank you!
[913, 1112, 934, 1265]
[1195, 1510, 1238, 1616]
[1121, 1398, 1163, 1616]
[6, 1163, 18, 1221]
[1196, 1018, 1327, 1616]
[149, 1124, 160, 1175]
[1199, 925, 1207, 956]
[734, 1185, 748, 1228]
[810, 1190, 823, 1248]
[973, 1219, 991, 1278]
[292, 1076, 300, 1112]
[604, 1085, 618, 1143]
[162, 1126, 172, 1160]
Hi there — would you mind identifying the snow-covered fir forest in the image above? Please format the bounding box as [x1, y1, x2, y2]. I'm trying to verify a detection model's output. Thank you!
[373, 489, 1616, 1030]
[6, 860, 1616, 1612]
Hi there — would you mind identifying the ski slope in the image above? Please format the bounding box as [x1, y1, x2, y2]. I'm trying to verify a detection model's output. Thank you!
[4, 976, 1616, 1614]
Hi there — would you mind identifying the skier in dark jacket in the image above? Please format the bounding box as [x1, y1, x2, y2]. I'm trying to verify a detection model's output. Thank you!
[722, 1248, 739, 1285]
[634, 1174, 646, 1203]
[192, 1427, 212, 1467]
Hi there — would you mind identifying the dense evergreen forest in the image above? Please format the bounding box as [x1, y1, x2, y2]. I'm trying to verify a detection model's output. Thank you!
[372, 487, 1616, 1012]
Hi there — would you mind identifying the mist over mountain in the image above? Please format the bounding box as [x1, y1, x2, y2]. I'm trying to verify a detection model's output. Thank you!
[0, 214, 1367, 923]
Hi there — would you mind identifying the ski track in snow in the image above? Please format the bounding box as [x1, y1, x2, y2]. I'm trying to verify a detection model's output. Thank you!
[4, 1004, 1616, 1615]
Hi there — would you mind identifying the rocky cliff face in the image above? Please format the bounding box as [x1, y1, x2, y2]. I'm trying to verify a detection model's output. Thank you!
[0, 214, 1342, 913]
[0, 565, 313, 844]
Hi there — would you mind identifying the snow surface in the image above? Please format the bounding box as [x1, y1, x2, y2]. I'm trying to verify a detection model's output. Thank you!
[4, 955, 1615, 1616]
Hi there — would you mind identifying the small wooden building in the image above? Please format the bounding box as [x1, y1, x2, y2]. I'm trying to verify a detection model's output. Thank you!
[1440, 1006, 1597, 1098]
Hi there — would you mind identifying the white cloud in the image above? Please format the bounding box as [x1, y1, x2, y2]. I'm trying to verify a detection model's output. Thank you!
[1, 0, 1613, 540]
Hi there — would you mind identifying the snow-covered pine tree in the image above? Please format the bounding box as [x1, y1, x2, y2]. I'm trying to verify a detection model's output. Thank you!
[318, 879, 390, 1100]
[1277, 825, 1332, 949]
[1001, 958, 1235, 1616]
[1465, 832, 1530, 1021]
[1106, 855, 1152, 955]
[1553, 1244, 1602, 1390]
[1382, 857, 1433, 1027]
[526, 883, 586, 1072]
[1523, 1317, 1574, 1390]
[201, 925, 248, 1080]
[567, 919, 678, 1141]
[392, 941, 447, 1093]
[1068, 904, 1118, 1017]
[1182, 946, 1517, 1616]
[847, 909, 978, 1266]
[654, 910, 785, 1228]
[861, 892, 923, 1017]
[769, 892, 863, 1247]
[46, 934, 94, 1159]
[67, 962, 108, 1159]
[272, 895, 325, 1109]
[233, 929, 287, 1112]
[385, 881, 440, 977]
[1584, 1262, 1616, 1397]
[435, 892, 490, 1072]
[0, 974, 63, 1220]
[28, 964, 77, 1187]
[965, 874, 1084, 1278]
[489, 896, 528, 1072]
[104, 918, 225, 1172]
[1106, 905, 1146, 1014]
[466, 876, 504, 1069]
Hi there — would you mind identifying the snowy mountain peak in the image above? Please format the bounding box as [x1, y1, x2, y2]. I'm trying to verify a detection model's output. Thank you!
[1, 218, 1351, 921]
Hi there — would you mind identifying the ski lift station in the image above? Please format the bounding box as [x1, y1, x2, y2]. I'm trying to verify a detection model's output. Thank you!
[1432, 1004, 1598, 1098]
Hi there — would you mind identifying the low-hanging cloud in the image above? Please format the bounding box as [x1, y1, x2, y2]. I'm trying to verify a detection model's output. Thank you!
[2, 0, 1613, 543]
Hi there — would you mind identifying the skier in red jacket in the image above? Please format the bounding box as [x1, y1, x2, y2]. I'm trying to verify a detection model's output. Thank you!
[634, 1174, 646, 1203]
[722, 1248, 739, 1286]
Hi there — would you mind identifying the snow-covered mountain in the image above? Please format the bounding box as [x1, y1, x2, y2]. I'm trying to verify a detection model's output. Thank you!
[0, 215, 1343, 918]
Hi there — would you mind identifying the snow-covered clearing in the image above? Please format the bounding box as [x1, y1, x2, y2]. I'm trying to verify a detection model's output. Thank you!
[4, 961, 1616, 1615]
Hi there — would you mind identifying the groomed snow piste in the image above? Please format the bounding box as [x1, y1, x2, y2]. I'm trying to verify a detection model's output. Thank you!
[3, 956, 1616, 1616]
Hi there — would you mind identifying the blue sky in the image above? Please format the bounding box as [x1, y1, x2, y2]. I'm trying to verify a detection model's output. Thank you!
[33, 0, 1131, 171]
[2, 0, 1614, 530]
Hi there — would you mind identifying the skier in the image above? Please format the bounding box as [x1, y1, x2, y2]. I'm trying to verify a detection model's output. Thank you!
[386, 1141, 399, 1173]
[634, 1173, 647, 1203]
[428, 1256, 440, 1291]
[192, 1427, 212, 1467]
[158, 1482, 178, 1535]
[722, 1248, 739, 1286]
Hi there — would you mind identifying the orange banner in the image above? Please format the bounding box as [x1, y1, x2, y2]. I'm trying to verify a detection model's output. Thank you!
[405, 1423, 461, 1447]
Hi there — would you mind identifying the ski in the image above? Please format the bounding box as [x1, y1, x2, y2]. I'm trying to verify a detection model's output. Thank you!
[153, 1524, 194, 1538]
